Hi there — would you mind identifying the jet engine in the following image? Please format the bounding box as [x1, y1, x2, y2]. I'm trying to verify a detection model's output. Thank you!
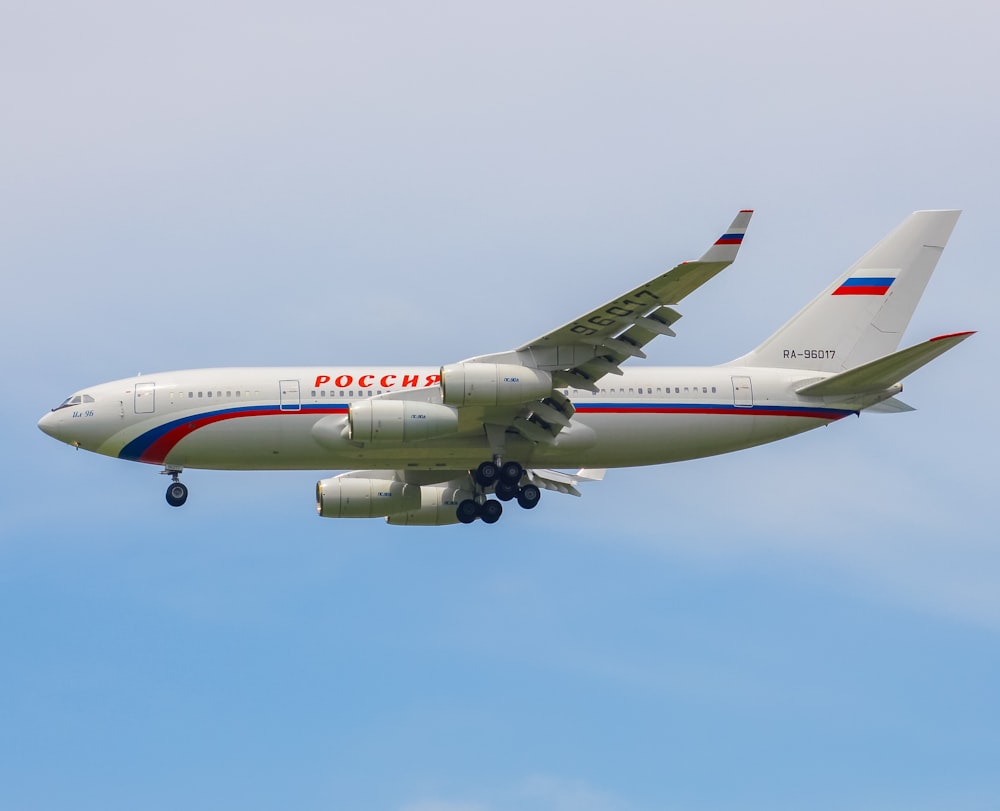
[316, 475, 420, 518]
[385, 484, 474, 526]
[349, 399, 459, 443]
[440, 363, 552, 407]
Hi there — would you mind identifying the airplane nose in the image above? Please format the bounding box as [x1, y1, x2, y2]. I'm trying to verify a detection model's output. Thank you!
[38, 411, 61, 439]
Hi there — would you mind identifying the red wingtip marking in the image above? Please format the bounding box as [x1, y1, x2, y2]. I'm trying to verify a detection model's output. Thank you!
[929, 330, 976, 342]
[740, 209, 754, 213]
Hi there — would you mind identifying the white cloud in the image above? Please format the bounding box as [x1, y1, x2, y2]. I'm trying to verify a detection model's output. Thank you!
[518, 775, 636, 811]
[399, 775, 636, 811]
[400, 802, 491, 811]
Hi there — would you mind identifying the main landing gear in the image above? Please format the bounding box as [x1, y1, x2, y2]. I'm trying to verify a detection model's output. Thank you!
[456, 460, 541, 524]
[162, 469, 188, 507]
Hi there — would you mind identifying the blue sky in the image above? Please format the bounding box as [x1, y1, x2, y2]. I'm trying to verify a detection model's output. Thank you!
[2, 2, 998, 809]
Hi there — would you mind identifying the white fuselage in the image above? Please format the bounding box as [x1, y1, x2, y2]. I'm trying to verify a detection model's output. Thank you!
[37, 365, 864, 473]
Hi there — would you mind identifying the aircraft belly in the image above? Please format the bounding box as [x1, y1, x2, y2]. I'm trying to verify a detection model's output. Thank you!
[545, 412, 757, 466]
[157, 414, 344, 470]
[161, 413, 506, 471]
[148, 406, 835, 471]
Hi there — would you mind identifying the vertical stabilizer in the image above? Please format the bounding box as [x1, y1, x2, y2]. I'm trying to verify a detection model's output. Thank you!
[729, 210, 960, 372]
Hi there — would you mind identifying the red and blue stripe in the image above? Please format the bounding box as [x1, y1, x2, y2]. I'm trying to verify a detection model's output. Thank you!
[574, 403, 850, 420]
[118, 401, 850, 466]
[119, 404, 348, 464]
[832, 276, 896, 296]
[715, 233, 745, 245]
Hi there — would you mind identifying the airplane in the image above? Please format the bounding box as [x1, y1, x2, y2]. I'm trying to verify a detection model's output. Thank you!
[38, 209, 973, 526]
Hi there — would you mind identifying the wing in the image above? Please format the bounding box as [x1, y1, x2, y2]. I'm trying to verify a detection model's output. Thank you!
[355, 211, 753, 451]
[443, 210, 753, 444]
[465, 210, 753, 388]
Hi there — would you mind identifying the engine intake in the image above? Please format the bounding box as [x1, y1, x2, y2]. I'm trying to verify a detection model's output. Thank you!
[349, 399, 459, 443]
[316, 476, 420, 518]
[440, 363, 552, 407]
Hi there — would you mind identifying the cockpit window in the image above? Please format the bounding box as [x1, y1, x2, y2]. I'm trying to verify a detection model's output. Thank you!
[52, 394, 94, 411]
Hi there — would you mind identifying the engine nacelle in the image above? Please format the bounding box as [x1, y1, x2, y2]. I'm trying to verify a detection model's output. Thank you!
[316, 475, 420, 518]
[349, 399, 459, 443]
[385, 484, 474, 526]
[440, 363, 552, 407]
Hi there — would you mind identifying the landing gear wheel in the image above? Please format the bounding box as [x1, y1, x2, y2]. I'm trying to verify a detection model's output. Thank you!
[456, 499, 480, 524]
[480, 500, 503, 524]
[166, 481, 189, 507]
[517, 484, 541, 510]
[495, 481, 519, 502]
[474, 461, 499, 487]
[500, 461, 524, 485]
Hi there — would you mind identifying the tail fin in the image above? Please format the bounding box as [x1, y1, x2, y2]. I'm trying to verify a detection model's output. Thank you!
[729, 210, 961, 372]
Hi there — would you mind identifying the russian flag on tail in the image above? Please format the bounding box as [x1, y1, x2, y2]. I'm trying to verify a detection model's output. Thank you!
[832, 273, 896, 296]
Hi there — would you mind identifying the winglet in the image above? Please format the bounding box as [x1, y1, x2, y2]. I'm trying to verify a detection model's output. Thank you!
[698, 209, 754, 263]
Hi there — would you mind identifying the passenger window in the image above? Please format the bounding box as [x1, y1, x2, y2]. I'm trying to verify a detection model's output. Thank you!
[207, 391, 213, 398]
[198, 392, 203, 398]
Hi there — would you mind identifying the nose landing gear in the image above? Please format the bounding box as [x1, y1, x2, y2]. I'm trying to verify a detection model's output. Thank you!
[162, 468, 188, 507]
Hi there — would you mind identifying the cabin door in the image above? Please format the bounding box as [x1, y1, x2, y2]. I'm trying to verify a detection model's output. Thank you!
[731, 376, 753, 408]
[279, 379, 301, 411]
[134, 381, 156, 414]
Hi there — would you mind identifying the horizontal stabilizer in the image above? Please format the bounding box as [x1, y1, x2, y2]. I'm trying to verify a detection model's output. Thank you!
[529, 467, 607, 497]
[866, 397, 916, 414]
[797, 332, 974, 397]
